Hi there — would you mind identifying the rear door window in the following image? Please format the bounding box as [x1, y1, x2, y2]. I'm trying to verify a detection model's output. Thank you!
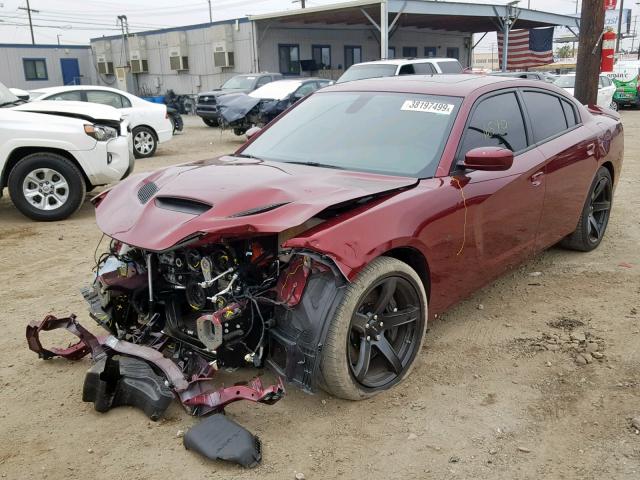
[48, 90, 83, 101]
[458, 92, 528, 158]
[398, 64, 416, 75]
[522, 91, 568, 142]
[86, 90, 131, 109]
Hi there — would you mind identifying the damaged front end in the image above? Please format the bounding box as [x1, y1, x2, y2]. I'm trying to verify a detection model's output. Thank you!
[215, 94, 287, 135]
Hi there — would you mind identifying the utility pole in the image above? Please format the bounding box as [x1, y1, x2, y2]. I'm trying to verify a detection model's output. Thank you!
[117, 15, 130, 67]
[56, 33, 61, 45]
[207, 0, 212, 22]
[615, 0, 625, 52]
[574, 0, 605, 105]
[18, 0, 39, 45]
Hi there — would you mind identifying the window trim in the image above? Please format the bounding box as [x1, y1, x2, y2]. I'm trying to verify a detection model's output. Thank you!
[278, 43, 301, 75]
[23, 57, 48, 81]
[452, 88, 532, 172]
[344, 45, 362, 69]
[424, 46, 437, 58]
[311, 44, 331, 69]
[518, 87, 583, 146]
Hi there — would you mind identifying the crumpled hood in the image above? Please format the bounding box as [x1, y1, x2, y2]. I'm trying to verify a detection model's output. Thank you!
[199, 89, 249, 98]
[12, 100, 122, 123]
[96, 156, 418, 251]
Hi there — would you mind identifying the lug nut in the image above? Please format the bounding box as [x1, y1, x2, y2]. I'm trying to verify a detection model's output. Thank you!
[373, 314, 378, 320]
[375, 335, 381, 341]
[393, 307, 398, 312]
[365, 323, 369, 329]
[366, 336, 371, 341]
[379, 322, 384, 327]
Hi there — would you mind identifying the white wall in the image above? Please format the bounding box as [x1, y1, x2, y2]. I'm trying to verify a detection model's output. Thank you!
[256, 23, 471, 75]
[0, 45, 96, 89]
[93, 20, 256, 96]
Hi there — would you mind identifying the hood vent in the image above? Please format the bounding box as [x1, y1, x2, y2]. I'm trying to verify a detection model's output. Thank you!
[155, 196, 212, 215]
[228, 202, 290, 218]
[138, 182, 158, 204]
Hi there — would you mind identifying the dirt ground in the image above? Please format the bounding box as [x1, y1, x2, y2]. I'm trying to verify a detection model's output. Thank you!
[1, 114, 639, 480]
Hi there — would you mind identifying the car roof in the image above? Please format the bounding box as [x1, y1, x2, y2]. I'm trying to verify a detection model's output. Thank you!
[31, 85, 127, 94]
[234, 72, 281, 78]
[322, 74, 539, 97]
[352, 58, 459, 67]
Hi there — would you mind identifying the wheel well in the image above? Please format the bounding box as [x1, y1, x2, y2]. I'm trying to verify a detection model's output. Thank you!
[383, 247, 431, 301]
[602, 161, 614, 183]
[133, 124, 158, 140]
[1, 147, 91, 190]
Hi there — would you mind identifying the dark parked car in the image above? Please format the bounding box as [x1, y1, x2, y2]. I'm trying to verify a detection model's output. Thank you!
[215, 77, 332, 135]
[490, 71, 557, 82]
[196, 73, 282, 127]
[37, 75, 623, 411]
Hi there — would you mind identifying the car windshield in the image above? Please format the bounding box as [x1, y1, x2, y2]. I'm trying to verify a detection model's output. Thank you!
[249, 81, 301, 100]
[436, 61, 463, 73]
[554, 76, 576, 88]
[222, 76, 257, 90]
[242, 91, 462, 178]
[337, 64, 398, 83]
[0, 82, 20, 106]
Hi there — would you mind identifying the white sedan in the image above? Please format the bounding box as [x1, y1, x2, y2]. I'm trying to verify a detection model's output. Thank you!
[30, 86, 173, 158]
[553, 74, 617, 111]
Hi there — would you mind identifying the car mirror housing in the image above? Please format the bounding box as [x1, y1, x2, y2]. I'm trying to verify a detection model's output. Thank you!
[463, 146, 514, 171]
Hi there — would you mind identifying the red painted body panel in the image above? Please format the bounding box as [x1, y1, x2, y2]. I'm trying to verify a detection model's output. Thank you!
[95, 75, 624, 316]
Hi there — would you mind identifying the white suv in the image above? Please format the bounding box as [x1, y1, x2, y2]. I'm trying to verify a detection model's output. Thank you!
[0, 83, 133, 221]
[337, 58, 463, 83]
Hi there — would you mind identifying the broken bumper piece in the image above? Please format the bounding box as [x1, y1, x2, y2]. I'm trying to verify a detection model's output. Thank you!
[184, 414, 262, 468]
[26, 314, 285, 416]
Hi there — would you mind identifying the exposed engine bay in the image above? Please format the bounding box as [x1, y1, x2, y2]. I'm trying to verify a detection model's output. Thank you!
[88, 236, 305, 373]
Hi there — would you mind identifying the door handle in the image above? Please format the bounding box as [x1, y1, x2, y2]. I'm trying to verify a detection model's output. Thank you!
[587, 143, 596, 156]
[530, 171, 544, 186]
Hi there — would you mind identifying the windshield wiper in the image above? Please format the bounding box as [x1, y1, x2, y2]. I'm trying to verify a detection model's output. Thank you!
[284, 161, 345, 170]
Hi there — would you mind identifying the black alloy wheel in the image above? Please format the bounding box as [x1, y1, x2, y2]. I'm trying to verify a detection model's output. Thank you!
[586, 174, 612, 244]
[348, 276, 422, 388]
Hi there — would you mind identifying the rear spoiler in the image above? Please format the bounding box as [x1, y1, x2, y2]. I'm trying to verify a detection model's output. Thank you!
[586, 104, 621, 121]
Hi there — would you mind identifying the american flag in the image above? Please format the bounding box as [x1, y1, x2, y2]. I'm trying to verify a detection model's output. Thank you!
[497, 27, 554, 70]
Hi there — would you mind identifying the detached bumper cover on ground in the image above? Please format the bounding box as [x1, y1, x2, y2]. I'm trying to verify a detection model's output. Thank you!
[26, 314, 285, 466]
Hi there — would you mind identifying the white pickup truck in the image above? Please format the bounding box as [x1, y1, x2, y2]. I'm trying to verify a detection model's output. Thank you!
[0, 82, 133, 221]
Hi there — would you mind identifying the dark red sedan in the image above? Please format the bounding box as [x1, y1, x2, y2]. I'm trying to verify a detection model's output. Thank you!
[78, 75, 624, 402]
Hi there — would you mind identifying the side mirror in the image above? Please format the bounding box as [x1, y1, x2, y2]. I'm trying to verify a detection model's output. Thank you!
[463, 146, 513, 171]
[245, 126, 262, 140]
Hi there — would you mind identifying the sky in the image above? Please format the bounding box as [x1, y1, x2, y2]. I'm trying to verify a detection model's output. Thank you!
[0, 0, 636, 53]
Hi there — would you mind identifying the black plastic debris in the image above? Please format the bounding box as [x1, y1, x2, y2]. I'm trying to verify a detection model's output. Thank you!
[183, 414, 262, 468]
[82, 355, 173, 420]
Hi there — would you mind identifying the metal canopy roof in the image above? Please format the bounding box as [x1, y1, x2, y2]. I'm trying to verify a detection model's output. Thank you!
[249, 0, 579, 33]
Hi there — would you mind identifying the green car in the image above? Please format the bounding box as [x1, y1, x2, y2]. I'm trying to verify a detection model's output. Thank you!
[613, 76, 640, 108]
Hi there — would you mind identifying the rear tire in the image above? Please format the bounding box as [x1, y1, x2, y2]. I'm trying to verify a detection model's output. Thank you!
[610, 101, 619, 111]
[320, 257, 428, 400]
[8, 152, 86, 221]
[132, 126, 157, 159]
[560, 166, 613, 252]
[202, 118, 218, 127]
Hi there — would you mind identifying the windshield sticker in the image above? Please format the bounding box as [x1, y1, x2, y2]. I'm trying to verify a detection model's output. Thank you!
[401, 100, 454, 115]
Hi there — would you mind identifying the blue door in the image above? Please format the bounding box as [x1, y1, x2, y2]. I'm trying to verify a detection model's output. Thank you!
[60, 58, 80, 85]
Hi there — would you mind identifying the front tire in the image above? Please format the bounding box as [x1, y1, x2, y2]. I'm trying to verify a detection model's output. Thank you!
[8, 152, 86, 221]
[320, 257, 428, 400]
[202, 117, 218, 127]
[132, 126, 157, 159]
[610, 101, 619, 111]
[561, 166, 613, 252]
